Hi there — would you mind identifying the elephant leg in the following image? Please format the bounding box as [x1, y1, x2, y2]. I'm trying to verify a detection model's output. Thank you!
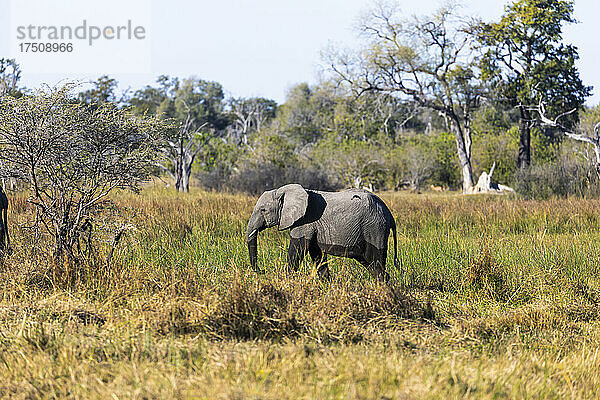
[287, 237, 307, 274]
[309, 243, 330, 282]
[361, 244, 390, 283]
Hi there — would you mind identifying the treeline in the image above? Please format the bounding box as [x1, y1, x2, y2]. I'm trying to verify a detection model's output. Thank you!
[111, 75, 599, 198]
[2, 0, 600, 199]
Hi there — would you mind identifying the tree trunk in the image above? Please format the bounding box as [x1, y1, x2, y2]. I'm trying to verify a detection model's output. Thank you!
[518, 107, 531, 169]
[173, 153, 194, 193]
[182, 168, 190, 193]
[174, 157, 183, 191]
[450, 119, 474, 193]
[54, 229, 74, 263]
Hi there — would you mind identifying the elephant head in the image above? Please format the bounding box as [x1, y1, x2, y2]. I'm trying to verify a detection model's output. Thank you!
[246, 184, 308, 271]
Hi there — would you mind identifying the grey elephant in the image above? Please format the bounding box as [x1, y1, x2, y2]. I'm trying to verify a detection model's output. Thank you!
[0, 186, 8, 252]
[246, 184, 399, 281]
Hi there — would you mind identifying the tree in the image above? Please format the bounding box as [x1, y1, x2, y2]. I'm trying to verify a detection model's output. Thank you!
[329, 3, 485, 192]
[0, 58, 21, 98]
[129, 75, 179, 115]
[77, 75, 122, 104]
[476, 0, 591, 169]
[275, 83, 335, 148]
[0, 85, 164, 262]
[129, 76, 228, 192]
[311, 137, 385, 189]
[533, 103, 600, 174]
[276, 82, 421, 153]
[228, 97, 277, 146]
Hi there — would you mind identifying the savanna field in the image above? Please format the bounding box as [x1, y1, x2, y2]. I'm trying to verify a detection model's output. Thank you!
[3, 187, 600, 399]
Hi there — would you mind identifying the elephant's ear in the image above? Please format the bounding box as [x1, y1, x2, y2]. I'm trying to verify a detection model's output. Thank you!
[276, 184, 308, 230]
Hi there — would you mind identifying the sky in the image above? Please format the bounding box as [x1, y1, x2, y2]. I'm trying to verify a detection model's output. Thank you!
[1, 0, 599, 105]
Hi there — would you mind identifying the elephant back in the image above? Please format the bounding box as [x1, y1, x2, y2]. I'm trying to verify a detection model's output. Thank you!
[314, 189, 390, 248]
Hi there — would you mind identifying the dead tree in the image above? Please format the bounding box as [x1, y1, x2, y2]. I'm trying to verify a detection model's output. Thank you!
[531, 102, 600, 176]
[329, 5, 481, 193]
[228, 97, 276, 146]
[157, 111, 208, 193]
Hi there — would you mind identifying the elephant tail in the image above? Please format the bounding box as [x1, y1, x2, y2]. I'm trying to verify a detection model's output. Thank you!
[391, 218, 400, 271]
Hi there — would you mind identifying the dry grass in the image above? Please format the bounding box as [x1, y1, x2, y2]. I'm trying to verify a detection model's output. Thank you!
[1, 187, 600, 398]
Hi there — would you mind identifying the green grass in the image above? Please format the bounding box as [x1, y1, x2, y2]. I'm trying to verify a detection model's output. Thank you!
[2, 187, 600, 398]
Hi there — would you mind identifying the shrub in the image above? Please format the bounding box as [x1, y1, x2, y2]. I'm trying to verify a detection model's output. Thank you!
[514, 149, 600, 199]
[196, 168, 231, 192]
[229, 161, 339, 195]
[0, 84, 164, 264]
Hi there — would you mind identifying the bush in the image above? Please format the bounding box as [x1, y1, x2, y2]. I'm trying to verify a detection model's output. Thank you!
[0, 84, 164, 264]
[194, 138, 241, 191]
[423, 131, 462, 189]
[514, 149, 600, 199]
[472, 126, 519, 186]
[196, 168, 231, 192]
[229, 161, 339, 195]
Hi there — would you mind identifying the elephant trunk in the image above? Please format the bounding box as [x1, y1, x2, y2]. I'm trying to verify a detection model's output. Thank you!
[246, 211, 265, 272]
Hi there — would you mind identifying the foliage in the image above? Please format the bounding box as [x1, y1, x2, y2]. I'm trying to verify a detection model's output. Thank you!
[227, 130, 338, 194]
[275, 83, 334, 148]
[156, 78, 228, 131]
[0, 84, 164, 262]
[129, 76, 229, 192]
[477, 0, 591, 168]
[229, 162, 337, 195]
[128, 75, 179, 115]
[386, 138, 435, 191]
[310, 135, 386, 189]
[0, 58, 22, 98]
[77, 75, 122, 105]
[469, 104, 519, 182]
[577, 105, 600, 135]
[515, 142, 600, 199]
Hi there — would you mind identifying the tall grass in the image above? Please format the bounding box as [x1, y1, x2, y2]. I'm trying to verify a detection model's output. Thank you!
[1, 188, 600, 398]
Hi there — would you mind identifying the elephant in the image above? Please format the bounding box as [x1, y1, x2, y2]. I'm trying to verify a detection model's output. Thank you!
[246, 184, 399, 282]
[0, 186, 8, 252]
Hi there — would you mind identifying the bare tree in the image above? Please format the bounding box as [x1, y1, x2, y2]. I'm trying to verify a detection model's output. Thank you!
[137, 78, 228, 192]
[532, 102, 600, 176]
[228, 97, 277, 146]
[156, 109, 208, 193]
[328, 3, 484, 192]
[0, 85, 163, 262]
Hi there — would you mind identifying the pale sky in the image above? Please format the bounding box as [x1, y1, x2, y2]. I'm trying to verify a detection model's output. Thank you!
[2, 0, 599, 105]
